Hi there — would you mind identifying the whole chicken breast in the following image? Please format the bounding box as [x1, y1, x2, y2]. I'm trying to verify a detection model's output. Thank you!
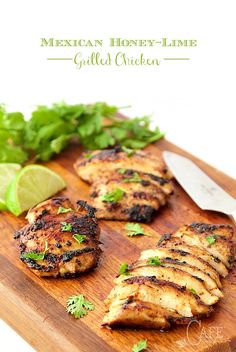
[14, 196, 101, 278]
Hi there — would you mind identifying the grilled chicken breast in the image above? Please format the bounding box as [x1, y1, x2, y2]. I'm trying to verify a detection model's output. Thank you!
[74, 147, 173, 222]
[14, 197, 101, 278]
[103, 223, 234, 330]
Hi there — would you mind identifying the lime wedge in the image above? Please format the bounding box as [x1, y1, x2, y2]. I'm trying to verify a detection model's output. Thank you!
[0, 163, 22, 211]
[6, 164, 66, 216]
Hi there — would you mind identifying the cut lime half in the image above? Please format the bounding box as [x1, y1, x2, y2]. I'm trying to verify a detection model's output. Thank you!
[0, 163, 22, 210]
[6, 164, 66, 216]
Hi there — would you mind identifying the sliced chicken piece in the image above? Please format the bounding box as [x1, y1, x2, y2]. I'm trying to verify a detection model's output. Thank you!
[158, 234, 229, 277]
[103, 276, 212, 329]
[125, 259, 223, 298]
[140, 248, 221, 288]
[116, 263, 219, 304]
[74, 147, 173, 222]
[74, 147, 172, 184]
[14, 196, 101, 278]
[103, 223, 234, 330]
[173, 223, 234, 269]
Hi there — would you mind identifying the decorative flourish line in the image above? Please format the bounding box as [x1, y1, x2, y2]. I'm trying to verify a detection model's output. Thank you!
[47, 58, 73, 60]
[163, 58, 190, 60]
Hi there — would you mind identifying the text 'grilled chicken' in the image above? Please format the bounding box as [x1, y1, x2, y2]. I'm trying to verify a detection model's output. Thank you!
[14, 197, 101, 278]
[74, 147, 173, 222]
[102, 222, 234, 330]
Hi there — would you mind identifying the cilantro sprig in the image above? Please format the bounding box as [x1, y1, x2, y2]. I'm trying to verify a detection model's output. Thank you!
[73, 234, 86, 244]
[125, 223, 145, 237]
[57, 206, 73, 214]
[124, 172, 142, 183]
[119, 262, 130, 275]
[132, 339, 148, 352]
[66, 294, 94, 319]
[22, 241, 48, 261]
[100, 188, 125, 202]
[0, 102, 164, 163]
[206, 234, 218, 245]
[61, 222, 73, 232]
[147, 256, 163, 266]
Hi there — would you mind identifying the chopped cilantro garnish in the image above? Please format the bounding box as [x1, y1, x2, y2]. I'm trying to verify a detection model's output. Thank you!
[148, 256, 163, 266]
[73, 234, 86, 243]
[100, 188, 125, 202]
[125, 223, 145, 237]
[132, 339, 148, 352]
[57, 206, 73, 214]
[206, 234, 217, 245]
[118, 168, 127, 174]
[190, 288, 198, 295]
[61, 222, 73, 232]
[22, 241, 48, 261]
[119, 262, 129, 275]
[124, 172, 142, 183]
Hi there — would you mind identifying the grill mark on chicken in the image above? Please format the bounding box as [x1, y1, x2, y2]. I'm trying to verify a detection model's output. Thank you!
[103, 223, 234, 330]
[14, 197, 101, 278]
[74, 148, 173, 222]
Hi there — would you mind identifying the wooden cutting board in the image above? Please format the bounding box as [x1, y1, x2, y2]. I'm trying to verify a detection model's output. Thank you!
[0, 139, 235, 352]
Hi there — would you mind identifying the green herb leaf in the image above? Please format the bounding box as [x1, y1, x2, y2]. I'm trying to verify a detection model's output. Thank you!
[57, 206, 73, 214]
[190, 288, 198, 295]
[124, 172, 142, 183]
[118, 168, 127, 174]
[121, 145, 135, 156]
[66, 294, 94, 319]
[119, 262, 129, 275]
[73, 234, 86, 243]
[100, 188, 125, 202]
[22, 241, 48, 261]
[206, 234, 217, 245]
[84, 153, 93, 159]
[125, 223, 145, 237]
[148, 256, 163, 266]
[61, 222, 73, 232]
[0, 102, 164, 164]
[132, 339, 148, 352]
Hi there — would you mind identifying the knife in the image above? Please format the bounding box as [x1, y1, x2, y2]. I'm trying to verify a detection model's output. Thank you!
[163, 151, 236, 223]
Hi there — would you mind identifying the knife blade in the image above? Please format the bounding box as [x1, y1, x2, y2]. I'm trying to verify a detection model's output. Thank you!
[163, 151, 236, 221]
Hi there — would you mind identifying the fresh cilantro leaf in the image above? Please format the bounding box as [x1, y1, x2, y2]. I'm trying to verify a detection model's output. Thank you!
[61, 222, 73, 232]
[121, 145, 135, 156]
[119, 262, 129, 275]
[73, 234, 86, 243]
[206, 234, 217, 245]
[66, 294, 94, 319]
[84, 153, 93, 159]
[123, 172, 142, 183]
[125, 223, 145, 237]
[118, 168, 127, 174]
[57, 206, 73, 214]
[22, 241, 48, 261]
[100, 188, 125, 202]
[190, 288, 198, 295]
[148, 256, 163, 266]
[132, 339, 148, 352]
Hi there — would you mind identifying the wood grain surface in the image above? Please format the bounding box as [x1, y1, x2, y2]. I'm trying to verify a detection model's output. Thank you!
[0, 139, 235, 352]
